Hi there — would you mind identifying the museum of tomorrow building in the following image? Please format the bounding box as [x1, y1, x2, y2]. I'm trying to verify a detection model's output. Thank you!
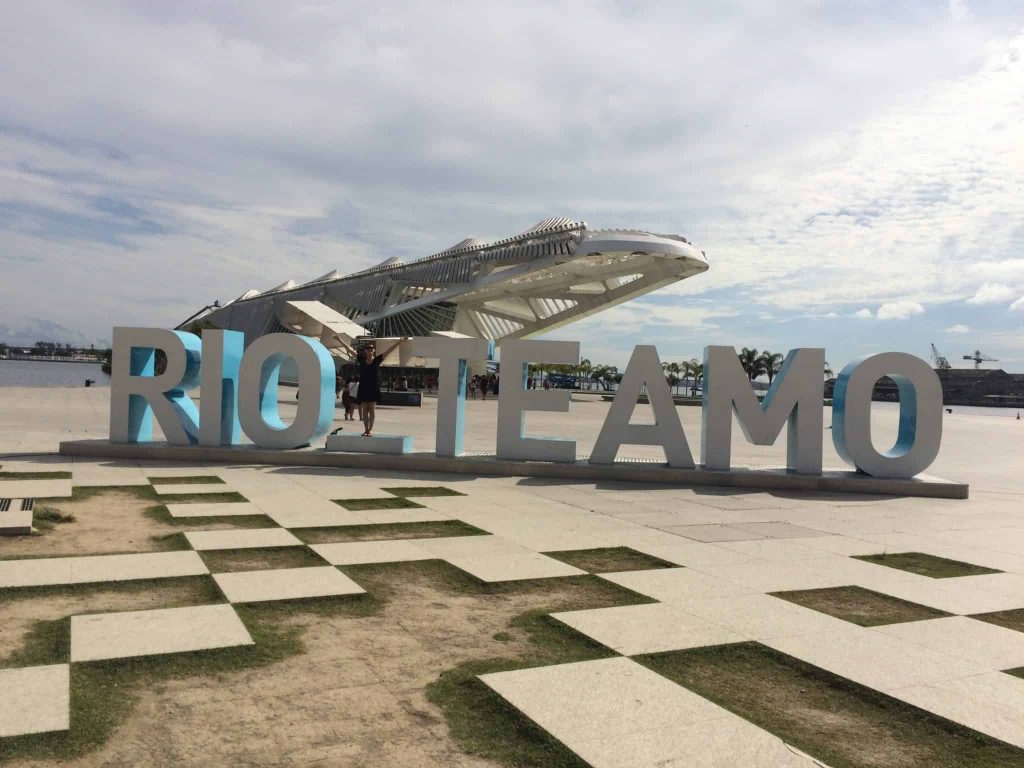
[186, 217, 709, 363]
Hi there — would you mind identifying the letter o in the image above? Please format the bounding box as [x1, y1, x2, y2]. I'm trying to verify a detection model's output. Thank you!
[832, 353, 942, 478]
[238, 334, 334, 449]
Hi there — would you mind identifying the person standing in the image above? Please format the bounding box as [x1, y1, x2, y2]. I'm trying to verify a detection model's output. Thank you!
[357, 337, 408, 436]
[341, 377, 355, 421]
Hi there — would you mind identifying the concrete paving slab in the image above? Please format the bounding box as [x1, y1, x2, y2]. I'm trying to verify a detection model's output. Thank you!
[71, 459, 150, 486]
[0, 478, 72, 499]
[765, 624, 987, 692]
[214, 566, 365, 603]
[729, 521, 830, 539]
[358, 507, 452, 525]
[0, 664, 70, 738]
[890, 672, 1024, 749]
[480, 657, 728, 746]
[552, 602, 744, 655]
[601, 568, 755, 603]
[446, 552, 586, 582]
[311, 540, 435, 566]
[153, 482, 232, 496]
[166, 501, 265, 518]
[660, 524, 764, 542]
[184, 527, 302, 551]
[70, 604, 254, 661]
[570, 718, 820, 768]
[0, 503, 34, 536]
[325, 433, 413, 454]
[679, 593, 860, 640]
[0, 551, 208, 588]
[874, 616, 1024, 671]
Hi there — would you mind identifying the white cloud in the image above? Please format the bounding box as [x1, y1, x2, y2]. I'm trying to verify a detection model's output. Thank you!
[877, 301, 925, 320]
[852, 308, 874, 319]
[944, 323, 970, 333]
[966, 282, 1017, 305]
[1011, 297, 1024, 311]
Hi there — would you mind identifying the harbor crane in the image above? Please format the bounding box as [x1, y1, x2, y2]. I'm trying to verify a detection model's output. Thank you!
[963, 349, 998, 369]
[930, 343, 951, 370]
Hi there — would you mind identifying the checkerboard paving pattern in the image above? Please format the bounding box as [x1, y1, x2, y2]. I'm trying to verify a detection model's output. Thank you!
[2, 459, 1024, 764]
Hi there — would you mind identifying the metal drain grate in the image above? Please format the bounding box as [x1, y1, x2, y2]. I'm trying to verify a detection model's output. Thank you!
[0, 499, 10, 512]
[21, 498, 34, 512]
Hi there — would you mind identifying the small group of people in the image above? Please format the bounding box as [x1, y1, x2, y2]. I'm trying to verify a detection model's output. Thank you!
[334, 337, 409, 436]
[468, 373, 499, 400]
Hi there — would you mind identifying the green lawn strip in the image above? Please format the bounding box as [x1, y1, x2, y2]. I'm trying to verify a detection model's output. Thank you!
[294, 520, 487, 544]
[334, 496, 425, 511]
[143, 504, 272, 529]
[0, 591, 375, 763]
[149, 476, 226, 485]
[199, 546, 328, 573]
[637, 642, 1024, 768]
[971, 608, 1024, 633]
[771, 585, 951, 627]
[1006, 667, 1024, 680]
[544, 547, 677, 574]
[156, 491, 248, 504]
[381, 486, 466, 498]
[853, 552, 1001, 578]
[0, 471, 73, 480]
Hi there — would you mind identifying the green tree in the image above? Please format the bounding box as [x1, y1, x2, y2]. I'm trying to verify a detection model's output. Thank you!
[738, 347, 765, 381]
[758, 351, 784, 385]
[691, 362, 704, 396]
[661, 361, 680, 394]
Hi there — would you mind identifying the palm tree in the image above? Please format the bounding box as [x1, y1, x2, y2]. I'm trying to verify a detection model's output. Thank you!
[661, 361, 680, 394]
[738, 347, 765, 381]
[759, 351, 784, 385]
[824, 361, 835, 380]
[578, 358, 592, 390]
[691, 362, 704, 396]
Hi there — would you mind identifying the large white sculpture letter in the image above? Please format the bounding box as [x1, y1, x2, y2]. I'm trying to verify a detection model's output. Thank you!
[591, 345, 694, 467]
[411, 335, 489, 457]
[199, 330, 244, 446]
[496, 339, 579, 463]
[832, 353, 942, 478]
[702, 346, 824, 474]
[238, 334, 334, 449]
[109, 327, 202, 445]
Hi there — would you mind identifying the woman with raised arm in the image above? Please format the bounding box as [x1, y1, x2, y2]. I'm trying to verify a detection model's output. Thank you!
[356, 337, 409, 436]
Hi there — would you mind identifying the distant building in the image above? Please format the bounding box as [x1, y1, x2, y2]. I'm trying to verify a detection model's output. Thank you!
[824, 368, 1024, 407]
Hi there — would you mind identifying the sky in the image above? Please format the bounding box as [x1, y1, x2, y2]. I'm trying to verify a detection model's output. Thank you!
[1, 1, 1022, 370]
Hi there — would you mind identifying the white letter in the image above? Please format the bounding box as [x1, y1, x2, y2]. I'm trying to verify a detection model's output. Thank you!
[109, 327, 201, 445]
[832, 353, 942, 478]
[591, 345, 694, 467]
[411, 335, 488, 457]
[238, 334, 334, 449]
[496, 339, 579, 463]
[199, 330, 244, 446]
[702, 346, 824, 474]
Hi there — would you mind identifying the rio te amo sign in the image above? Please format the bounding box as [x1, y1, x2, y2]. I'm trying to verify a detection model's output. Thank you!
[109, 328, 944, 480]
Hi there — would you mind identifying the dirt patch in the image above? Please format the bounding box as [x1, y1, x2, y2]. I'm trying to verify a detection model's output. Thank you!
[638, 642, 1024, 768]
[544, 546, 676, 574]
[3, 561, 646, 767]
[295, 520, 486, 544]
[199, 547, 328, 573]
[148, 476, 225, 485]
[0, 489, 267, 560]
[772, 585, 950, 626]
[853, 552, 1001, 578]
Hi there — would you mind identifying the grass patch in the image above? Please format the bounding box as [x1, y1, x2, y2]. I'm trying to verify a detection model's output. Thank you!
[382, 486, 465, 498]
[200, 546, 328, 573]
[772, 585, 950, 627]
[31, 505, 76, 532]
[971, 608, 1024, 634]
[853, 552, 1001, 578]
[294, 519, 487, 544]
[143, 504, 273, 529]
[0, 593, 374, 763]
[637, 641, 1024, 768]
[157, 491, 248, 504]
[149, 476, 225, 485]
[0, 471, 72, 480]
[334, 496, 425, 511]
[1007, 667, 1024, 680]
[545, 546, 676, 574]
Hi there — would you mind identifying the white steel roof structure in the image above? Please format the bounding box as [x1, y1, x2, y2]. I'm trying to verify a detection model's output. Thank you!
[190, 217, 708, 358]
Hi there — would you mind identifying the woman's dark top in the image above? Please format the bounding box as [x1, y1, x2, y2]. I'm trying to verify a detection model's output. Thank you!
[356, 354, 384, 403]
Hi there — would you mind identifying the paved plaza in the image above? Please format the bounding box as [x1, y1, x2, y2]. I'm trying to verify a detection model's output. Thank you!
[0, 386, 1023, 765]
